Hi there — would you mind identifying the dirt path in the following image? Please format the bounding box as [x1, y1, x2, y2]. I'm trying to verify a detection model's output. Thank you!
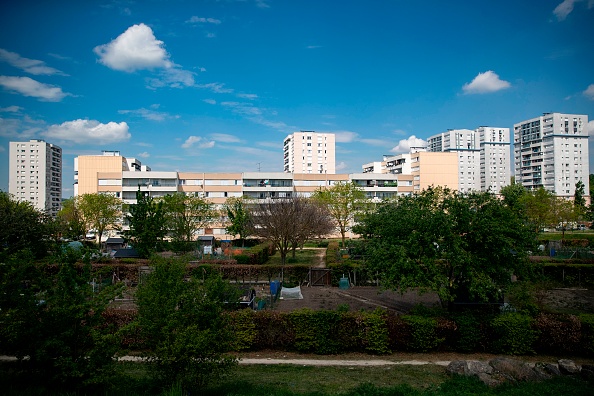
[302, 247, 326, 268]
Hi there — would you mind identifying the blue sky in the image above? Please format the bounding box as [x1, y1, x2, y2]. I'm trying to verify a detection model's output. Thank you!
[1, 0, 593, 198]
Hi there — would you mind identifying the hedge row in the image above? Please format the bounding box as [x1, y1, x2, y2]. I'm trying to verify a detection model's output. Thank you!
[233, 242, 276, 264]
[105, 309, 594, 356]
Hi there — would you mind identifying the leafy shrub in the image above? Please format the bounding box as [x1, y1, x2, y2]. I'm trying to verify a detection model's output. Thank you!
[290, 309, 343, 354]
[402, 315, 444, 352]
[451, 312, 491, 352]
[361, 309, 391, 354]
[326, 241, 340, 266]
[579, 314, 594, 356]
[234, 254, 250, 264]
[490, 312, 539, 355]
[251, 311, 295, 349]
[533, 313, 581, 354]
[227, 309, 256, 351]
[287, 257, 298, 264]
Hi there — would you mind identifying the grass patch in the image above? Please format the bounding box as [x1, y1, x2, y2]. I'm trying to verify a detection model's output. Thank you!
[267, 248, 321, 266]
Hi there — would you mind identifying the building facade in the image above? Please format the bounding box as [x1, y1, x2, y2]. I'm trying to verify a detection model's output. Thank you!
[513, 113, 589, 198]
[75, 151, 399, 238]
[283, 131, 336, 174]
[362, 149, 459, 194]
[9, 139, 62, 216]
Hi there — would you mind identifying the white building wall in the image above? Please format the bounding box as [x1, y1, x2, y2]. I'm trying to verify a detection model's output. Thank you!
[283, 131, 336, 174]
[9, 139, 62, 216]
[477, 127, 511, 194]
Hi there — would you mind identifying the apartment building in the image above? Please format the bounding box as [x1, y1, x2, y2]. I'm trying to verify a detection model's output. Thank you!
[362, 149, 458, 194]
[513, 113, 589, 198]
[478, 126, 511, 194]
[75, 152, 399, 237]
[283, 131, 336, 174]
[9, 139, 62, 216]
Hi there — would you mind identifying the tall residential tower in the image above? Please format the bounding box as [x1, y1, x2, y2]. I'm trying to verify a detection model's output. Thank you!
[9, 139, 62, 216]
[283, 131, 336, 174]
[513, 113, 589, 198]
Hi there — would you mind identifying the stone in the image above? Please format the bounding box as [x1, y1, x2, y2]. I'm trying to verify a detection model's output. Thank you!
[558, 359, 580, 375]
[580, 364, 594, 379]
[532, 362, 559, 380]
[489, 357, 540, 382]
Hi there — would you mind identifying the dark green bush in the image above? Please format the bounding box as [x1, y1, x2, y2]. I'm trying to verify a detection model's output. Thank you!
[533, 313, 581, 354]
[290, 309, 343, 354]
[235, 254, 250, 264]
[227, 309, 256, 351]
[326, 241, 340, 266]
[451, 312, 491, 352]
[490, 312, 539, 355]
[251, 311, 295, 349]
[579, 313, 594, 356]
[402, 315, 444, 352]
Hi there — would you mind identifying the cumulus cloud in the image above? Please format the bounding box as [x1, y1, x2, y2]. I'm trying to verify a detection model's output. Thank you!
[94, 23, 194, 87]
[181, 135, 215, 149]
[186, 16, 222, 24]
[583, 84, 594, 100]
[334, 131, 359, 143]
[0, 49, 67, 76]
[221, 101, 262, 116]
[390, 135, 427, 153]
[0, 76, 70, 101]
[138, 151, 150, 158]
[335, 161, 348, 171]
[94, 23, 172, 71]
[462, 70, 511, 94]
[43, 119, 131, 144]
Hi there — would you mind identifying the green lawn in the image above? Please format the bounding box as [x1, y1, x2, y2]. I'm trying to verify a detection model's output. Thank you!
[266, 247, 321, 266]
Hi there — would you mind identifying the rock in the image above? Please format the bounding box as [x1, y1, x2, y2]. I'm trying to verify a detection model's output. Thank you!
[489, 357, 541, 382]
[558, 359, 580, 375]
[477, 372, 505, 387]
[532, 362, 559, 380]
[446, 360, 492, 376]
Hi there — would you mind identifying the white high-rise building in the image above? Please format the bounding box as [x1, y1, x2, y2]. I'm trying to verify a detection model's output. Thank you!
[427, 127, 511, 194]
[9, 139, 62, 216]
[283, 131, 336, 174]
[513, 113, 589, 198]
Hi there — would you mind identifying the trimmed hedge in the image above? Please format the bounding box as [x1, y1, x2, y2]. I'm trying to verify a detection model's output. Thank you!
[102, 308, 594, 356]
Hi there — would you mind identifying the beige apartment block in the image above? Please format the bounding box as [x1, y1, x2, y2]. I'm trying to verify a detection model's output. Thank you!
[283, 131, 336, 174]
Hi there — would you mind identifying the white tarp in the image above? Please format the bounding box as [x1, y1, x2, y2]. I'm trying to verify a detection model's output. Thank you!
[280, 286, 303, 300]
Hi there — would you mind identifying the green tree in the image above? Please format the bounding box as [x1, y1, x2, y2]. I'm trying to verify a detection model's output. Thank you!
[224, 196, 251, 247]
[135, 257, 238, 390]
[552, 197, 578, 237]
[162, 193, 216, 253]
[312, 181, 366, 246]
[56, 197, 86, 241]
[77, 193, 122, 247]
[0, 249, 123, 389]
[0, 191, 50, 259]
[124, 190, 167, 258]
[354, 188, 537, 309]
[519, 187, 555, 233]
[500, 183, 527, 216]
[574, 180, 587, 216]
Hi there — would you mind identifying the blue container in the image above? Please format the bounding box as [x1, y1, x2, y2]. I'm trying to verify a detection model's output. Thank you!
[270, 280, 279, 296]
[339, 277, 349, 290]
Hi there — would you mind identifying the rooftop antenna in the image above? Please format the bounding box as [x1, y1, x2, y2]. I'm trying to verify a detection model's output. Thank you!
[257, 162, 261, 172]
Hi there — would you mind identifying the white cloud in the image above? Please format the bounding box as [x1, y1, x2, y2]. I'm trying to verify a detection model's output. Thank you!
[306, 45, 322, 49]
[553, 0, 579, 20]
[94, 23, 195, 88]
[210, 133, 243, 143]
[335, 161, 348, 171]
[334, 131, 359, 143]
[0, 49, 67, 76]
[583, 84, 594, 100]
[186, 16, 222, 24]
[256, 0, 270, 8]
[236, 93, 258, 99]
[206, 33, 216, 38]
[0, 76, 70, 101]
[43, 119, 131, 144]
[94, 23, 172, 72]
[221, 101, 262, 116]
[197, 82, 234, 93]
[0, 105, 22, 112]
[203, 99, 216, 105]
[118, 107, 179, 121]
[0, 146, 5, 152]
[462, 70, 511, 94]
[181, 135, 215, 149]
[390, 135, 427, 153]
[138, 151, 150, 158]
[586, 121, 594, 136]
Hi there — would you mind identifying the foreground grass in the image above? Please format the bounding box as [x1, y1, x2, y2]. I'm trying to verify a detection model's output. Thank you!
[2, 362, 593, 395]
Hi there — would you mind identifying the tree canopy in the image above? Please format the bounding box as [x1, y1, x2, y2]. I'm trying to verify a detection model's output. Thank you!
[354, 188, 537, 309]
[77, 193, 122, 247]
[311, 181, 366, 246]
[224, 197, 251, 247]
[162, 193, 216, 253]
[124, 190, 167, 258]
